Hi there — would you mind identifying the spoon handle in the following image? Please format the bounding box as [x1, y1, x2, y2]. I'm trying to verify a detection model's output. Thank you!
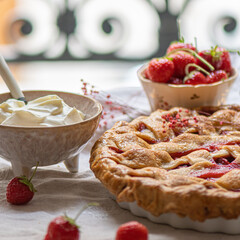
[0, 56, 26, 102]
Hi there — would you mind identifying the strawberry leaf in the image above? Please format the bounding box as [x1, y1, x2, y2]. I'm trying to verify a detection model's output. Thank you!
[64, 215, 80, 229]
[18, 162, 39, 192]
[18, 176, 37, 192]
[210, 46, 222, 62]
[179, 36, 185, 43]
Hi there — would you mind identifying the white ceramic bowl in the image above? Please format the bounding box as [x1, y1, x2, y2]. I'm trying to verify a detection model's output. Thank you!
[138, 64, 238, 111]
[0, 90, 102, 177]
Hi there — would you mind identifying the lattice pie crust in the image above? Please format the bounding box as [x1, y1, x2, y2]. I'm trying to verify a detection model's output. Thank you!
[90, 105, 240, 221]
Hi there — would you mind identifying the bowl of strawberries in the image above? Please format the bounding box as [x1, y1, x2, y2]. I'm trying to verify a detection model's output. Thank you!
[138, 41, 238, 111]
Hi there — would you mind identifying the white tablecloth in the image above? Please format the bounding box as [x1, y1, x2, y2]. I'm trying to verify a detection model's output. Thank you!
[1, 83, 240, 240]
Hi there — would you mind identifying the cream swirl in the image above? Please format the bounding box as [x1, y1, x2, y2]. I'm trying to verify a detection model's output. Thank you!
[0, 95, 85, 127]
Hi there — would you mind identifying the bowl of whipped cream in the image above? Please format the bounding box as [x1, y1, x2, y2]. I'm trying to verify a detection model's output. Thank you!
[0, 90, 102, 176]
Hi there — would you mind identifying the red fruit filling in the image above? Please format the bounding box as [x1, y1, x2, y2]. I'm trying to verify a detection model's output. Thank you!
[214, 156, 234, 165]
[169, 144, 239, 181]
[145, 139, 158, 144]
[170, 141, 240, 160]
[109, 146, 124, 154]
[138, 122, 147, 132]
[191, 161, 240, 179]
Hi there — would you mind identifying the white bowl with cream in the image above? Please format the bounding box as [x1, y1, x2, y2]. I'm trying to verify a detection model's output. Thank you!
[0, 90, 102, 176]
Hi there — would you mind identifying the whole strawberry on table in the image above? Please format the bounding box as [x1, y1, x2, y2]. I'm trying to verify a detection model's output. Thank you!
[115, 221, 148, 240]
[44, 203, 98, 240]
[44, 215, 80, 240]
[144, 40, 233, 85]
[6, 164, 38, 205]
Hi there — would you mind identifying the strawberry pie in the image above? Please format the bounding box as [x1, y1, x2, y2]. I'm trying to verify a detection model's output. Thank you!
[90, 105, 240, 221]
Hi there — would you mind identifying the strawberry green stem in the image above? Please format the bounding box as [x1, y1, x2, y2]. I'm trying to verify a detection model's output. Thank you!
[18, 163, 39, 193]
[183, 71, 197, 84]
[177, 19, 184, 43]
[74, 202, 99, 221]
[194, 37, 198, 50]
[29, 162, 39, 182]
[228, 49, 240, 55]
[167, 48, 215, 71]
[185, 63, 210, 76]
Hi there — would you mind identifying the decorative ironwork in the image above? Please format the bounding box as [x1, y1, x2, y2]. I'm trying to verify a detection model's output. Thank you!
[0, 0, 239, 62]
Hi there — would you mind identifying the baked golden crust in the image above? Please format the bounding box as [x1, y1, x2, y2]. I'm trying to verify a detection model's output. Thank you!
[90, 106, 240, 221]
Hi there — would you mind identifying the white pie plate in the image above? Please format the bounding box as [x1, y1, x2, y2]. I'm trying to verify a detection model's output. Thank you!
[117, 201, 240, 235]
[107, 87, 240, 234]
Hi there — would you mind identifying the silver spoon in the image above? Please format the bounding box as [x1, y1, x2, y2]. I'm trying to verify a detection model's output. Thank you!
[0, 55, 27, 103]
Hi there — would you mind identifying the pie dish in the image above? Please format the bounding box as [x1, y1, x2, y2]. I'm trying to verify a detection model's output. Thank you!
[90, 104, 240, 223]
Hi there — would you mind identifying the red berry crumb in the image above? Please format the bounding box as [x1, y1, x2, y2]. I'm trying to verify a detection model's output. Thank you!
[116, 221, 148, 240]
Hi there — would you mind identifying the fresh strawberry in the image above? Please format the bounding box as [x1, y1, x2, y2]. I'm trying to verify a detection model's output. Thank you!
[44, 203, 98, 240]
[44, 215, 79, 240]
[205, 70, 228, 84]
[6, 164, 38, 205]
[147, 58, 174, 83]
[44, 234, 50, 240]
[167, 77, 183, 84]
[115, 221, 148, 240]
[166, 41, 196, 54]
[6, 176, 36, 205]
[144, 68, 150, 79]
[184, 71, 207, 85]
[169, 51, 196, 78]
[196, 47, 232, 73]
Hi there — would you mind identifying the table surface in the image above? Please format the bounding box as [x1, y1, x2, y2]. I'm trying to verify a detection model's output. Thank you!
[0, 60, 240, 239]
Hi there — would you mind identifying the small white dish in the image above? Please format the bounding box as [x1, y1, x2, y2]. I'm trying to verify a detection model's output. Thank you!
[138, 64, 238, 111]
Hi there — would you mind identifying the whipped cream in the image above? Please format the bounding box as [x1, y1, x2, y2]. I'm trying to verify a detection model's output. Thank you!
[0, 95, 85, 127]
